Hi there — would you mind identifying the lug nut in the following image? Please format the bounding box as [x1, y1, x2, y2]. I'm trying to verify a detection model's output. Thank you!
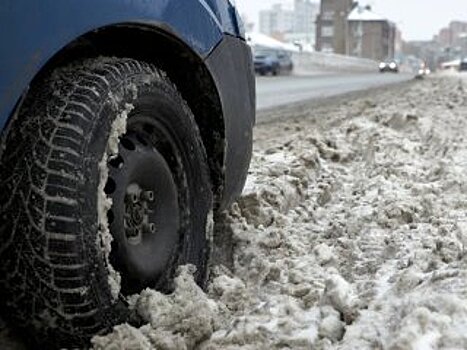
[143, 191, 154, 202]
[130, 193, 139, 203]
[144, 223, 156, 233]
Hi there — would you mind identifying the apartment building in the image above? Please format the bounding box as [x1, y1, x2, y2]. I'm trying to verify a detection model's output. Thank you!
[293, 0, 319, 45]
[259, 3, 294, 37]
[347, 6, 396, 61]
[435, 21, 467, 52]
[259, 0, 319, 47]
[315, 0, 354, 54]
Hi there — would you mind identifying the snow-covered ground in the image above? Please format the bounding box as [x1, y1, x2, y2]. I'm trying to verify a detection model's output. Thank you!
[3, 75, 467, 349]
[91, 74, 467, 349]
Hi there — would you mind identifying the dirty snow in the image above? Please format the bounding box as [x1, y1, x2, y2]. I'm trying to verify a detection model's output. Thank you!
[97, 102, 134, 300]
[2, 75, 467, 349]
[90, 74, 467, 350]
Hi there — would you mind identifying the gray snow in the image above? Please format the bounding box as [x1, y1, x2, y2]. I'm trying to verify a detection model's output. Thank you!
[2, 75, 467, 350]
[97, 102, 134, 301]
[92, 74, 467, 350]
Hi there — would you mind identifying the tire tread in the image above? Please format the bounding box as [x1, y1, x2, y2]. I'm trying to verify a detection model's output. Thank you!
[0, 57, 184, 347]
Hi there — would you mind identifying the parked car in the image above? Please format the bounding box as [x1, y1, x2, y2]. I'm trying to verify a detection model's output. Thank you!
[379, 60, 399, 73]
[0, 1, 255, 348]
[254, 49, 294, 76]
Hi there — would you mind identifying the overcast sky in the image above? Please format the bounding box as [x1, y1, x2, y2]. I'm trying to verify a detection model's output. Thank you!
[234, 0, 467, 41]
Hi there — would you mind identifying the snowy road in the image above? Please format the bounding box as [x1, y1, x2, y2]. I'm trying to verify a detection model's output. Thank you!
[256, 72, 414, 110]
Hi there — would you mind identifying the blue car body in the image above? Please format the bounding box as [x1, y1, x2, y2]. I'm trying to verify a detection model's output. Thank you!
[253, 49, 293, 76]
[460, 59, 467, 71]
[0, 0, 255, 209]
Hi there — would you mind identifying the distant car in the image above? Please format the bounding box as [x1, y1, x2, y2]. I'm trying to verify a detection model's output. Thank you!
[416, 67, 431, 79]
[254, 49, 294, 76]
[379, 60, 399, 73]
[460, 59, 467, 71]
[416, 62, 431, 78]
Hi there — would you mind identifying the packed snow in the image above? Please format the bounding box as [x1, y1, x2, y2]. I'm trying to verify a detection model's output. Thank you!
[3, 74, 467, 350]
[97, 102, 133, 301]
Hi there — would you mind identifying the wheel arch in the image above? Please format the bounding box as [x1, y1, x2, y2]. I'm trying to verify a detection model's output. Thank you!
[14, 24, 227, 206]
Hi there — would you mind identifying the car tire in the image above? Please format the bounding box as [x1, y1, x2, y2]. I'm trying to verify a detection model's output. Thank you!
[0, 57, 213, 348]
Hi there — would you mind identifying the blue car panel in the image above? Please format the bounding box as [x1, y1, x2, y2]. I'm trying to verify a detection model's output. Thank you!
[0, 0, 255, 212]
[0, 0, 244, 131]
[0, 1, 255, 343]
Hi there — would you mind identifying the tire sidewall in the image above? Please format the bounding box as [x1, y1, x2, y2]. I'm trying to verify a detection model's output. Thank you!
[0, 58, 213, 347]
[82, 70, 212, 306]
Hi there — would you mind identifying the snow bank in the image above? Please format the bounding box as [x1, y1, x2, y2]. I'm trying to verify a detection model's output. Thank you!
[246, 31, 377, 73]
[292, 51, 378, 73]
[92, 266, 222, 349]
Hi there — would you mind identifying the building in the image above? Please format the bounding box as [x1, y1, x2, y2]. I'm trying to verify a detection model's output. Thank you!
[436, 27, 452, 48]
[435, 21, 467, 57]
[259, 1, 319, 48]
[436, 22, 467, 48]
[450, 21, 467, 46]
[259, 4, 294, 37]
[315, 0, 354, 54]
[347, 6, 396, 61]
[293, 0, 319, 46]
[433, 21, 467, 64]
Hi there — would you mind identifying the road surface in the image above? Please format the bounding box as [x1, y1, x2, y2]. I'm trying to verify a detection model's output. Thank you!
[256, 72, 413, 110]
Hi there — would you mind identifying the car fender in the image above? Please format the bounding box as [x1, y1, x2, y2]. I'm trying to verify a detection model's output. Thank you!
[0, 0, 242, 131]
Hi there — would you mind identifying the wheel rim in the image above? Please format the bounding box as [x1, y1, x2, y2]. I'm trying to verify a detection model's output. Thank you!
[105, 121, 180, 294]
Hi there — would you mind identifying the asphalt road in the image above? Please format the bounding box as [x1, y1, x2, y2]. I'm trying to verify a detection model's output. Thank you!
[256, 72, 414, 110]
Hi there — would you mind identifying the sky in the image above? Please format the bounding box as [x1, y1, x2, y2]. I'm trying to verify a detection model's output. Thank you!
[233, 0, 467, 41]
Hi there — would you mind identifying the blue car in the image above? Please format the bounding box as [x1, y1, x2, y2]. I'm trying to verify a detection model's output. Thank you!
[0, 1, 254, 347]
[254, 49, 294, 76]
[460, 59, 467, 71]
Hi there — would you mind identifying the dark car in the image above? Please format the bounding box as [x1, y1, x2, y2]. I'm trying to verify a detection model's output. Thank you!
[0, 1, 255, 347]
[379, 60, 399, 73]
[254, 49, 294, 76]
[460, 59, 467, 71]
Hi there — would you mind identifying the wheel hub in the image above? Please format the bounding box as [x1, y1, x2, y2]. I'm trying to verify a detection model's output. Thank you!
[123, 185, 156, 244]
[104, 127, 180, 294]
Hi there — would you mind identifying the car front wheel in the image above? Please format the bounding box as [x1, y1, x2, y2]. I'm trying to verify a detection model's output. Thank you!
[0, 57, 213, 348]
